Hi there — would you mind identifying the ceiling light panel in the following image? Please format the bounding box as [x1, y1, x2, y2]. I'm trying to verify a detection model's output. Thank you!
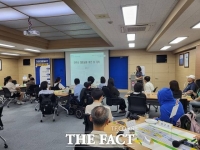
[52, 23, 91, 31]
[1, 53, 19, 56]
[169, 37, 187, 44]
[0, 19, 45, 29]
[24, 48, 40, 52]
[0, 8, 28, 21]
[0, 43, 15, 47]
[37, 15, 83, 26]
[192, 22, 200, 29]
[0, 0, 60, 6]
[72, 34, 100, 39]
[127, 34, 135, 41]
[14, 2, 75, 17]
[129, 43, 135, 48]
[40, 32, 66, 37]
[64, 29, 96, 36]
[122, 5, 137, 26]
[160, 46, 171, 50]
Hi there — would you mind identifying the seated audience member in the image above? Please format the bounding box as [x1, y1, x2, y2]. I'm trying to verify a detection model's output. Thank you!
[156, 88, 184, 125]
[189, 85, 200, 111]
[74, 78, 84, 101]
[39, 81, 54, 95]
[26, 77, 36, 90]
[85, 88, 113, 122]
[169, 80, 182, 99]
[84, 106, 124, 148]
[144, 76, 154, 92]
[183, 75, 196, 95]
[54, 77, 65, 90]
[87, 76, 97, 88]
[107, 78, 126, 113]
[27, 74, 32, 81]
[4, 76, 25, 105]
[98, 76, 106, 89]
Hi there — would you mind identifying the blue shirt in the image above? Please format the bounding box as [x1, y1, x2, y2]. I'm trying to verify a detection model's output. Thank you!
[97, 83, 106, 89]
[183, 82, 196, 92]
[74, 84, 84, 101]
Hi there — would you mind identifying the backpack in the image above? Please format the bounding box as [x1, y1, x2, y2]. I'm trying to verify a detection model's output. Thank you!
[176, 111, 200, 133]
[40, 95, 54, 114]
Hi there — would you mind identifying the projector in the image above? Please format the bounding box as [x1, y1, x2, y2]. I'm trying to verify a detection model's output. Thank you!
[23, 29, 40, 36]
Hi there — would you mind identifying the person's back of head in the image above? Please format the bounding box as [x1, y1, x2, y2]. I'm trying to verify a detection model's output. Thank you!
[144, 76, 150, 82]
[90, 106, 109, 128]
[100, 76, 106, 84]
[134, 83, 143, 92]
[91, 88, 104, 101]
[74, 78, 80, 85]
[40, 81, 48, 90]
[107, 78, 114, 88]
[4, 76, 11, 86]
[84, 82, 91, 89]
[158, 88, 175, 105]
[30, 77, 35, 81]
[169, 80, 180, 92]
[87, 76, 95, 84]
[55, 77, 61, 83]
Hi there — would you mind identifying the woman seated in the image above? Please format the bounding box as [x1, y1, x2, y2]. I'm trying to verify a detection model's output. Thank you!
[98, 76, 106, 89]
[107, 78, 126, 113]
[156, 88, 184, 125]
[169, 80, 182, 99]
[39, 81, 54, 96]
[189, 84, 200, 111]
[4, 76, 25, 105]
[54, 77, 65, 90]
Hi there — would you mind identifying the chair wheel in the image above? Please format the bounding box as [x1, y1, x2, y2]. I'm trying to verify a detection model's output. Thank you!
[53, 119, 55, 122]
[40, 120, 43, 122]
[75, 108, 84, 119]
[4, 144, 8, 148]
[69, 108, 74, 115]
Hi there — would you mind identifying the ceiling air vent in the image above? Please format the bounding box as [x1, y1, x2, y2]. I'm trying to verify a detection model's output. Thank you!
[120, 23, 155, 33]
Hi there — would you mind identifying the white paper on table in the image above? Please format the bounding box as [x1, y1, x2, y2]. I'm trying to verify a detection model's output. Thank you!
[126, 120, 136, 129]
[170, 104, 179, 118]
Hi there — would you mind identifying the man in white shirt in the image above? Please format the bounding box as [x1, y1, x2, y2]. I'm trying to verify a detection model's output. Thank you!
[85, 88, 113, 122]
[144, 76, 154, 92]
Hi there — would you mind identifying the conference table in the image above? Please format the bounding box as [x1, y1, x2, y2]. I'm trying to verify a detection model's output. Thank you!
[104, 117, 199, 150]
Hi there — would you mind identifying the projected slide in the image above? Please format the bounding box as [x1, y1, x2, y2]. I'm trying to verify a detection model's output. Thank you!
[70, 52, 105, 85]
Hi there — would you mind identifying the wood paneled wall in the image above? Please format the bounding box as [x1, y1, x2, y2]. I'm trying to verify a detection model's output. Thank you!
[110, 50, 176, 90]
[195, 46, 200, 79]
[175, 49, 196, 90]
[0, 58, 19, 86]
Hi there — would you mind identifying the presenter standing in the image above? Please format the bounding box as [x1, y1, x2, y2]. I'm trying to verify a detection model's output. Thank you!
[136, 66, 143, 84]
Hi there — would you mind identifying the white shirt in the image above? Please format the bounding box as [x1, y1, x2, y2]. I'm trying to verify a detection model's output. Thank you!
[54, 83, 65, 90]
[144, 82, 154, 92]
[5, 82, 17, 95]
[39, 90, 54, 95]
[85, 101, 113, 122]
[91, 84, 97, 88]
[98, 83, 106, 89]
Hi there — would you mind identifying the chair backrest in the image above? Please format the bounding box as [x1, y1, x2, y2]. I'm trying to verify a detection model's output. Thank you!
[128, 95, 147, 115]
[2, 87, 11, 98]
[39, 94, 56, 104]
[179, 99, 188, 113]
[102, 86, 112, 98]
[153, 87, 158, 92]
[28, 85, 39, 92]
[102, 86, 118, 106]
[84, 114, 93, 134]
[74, 145, 124, 150]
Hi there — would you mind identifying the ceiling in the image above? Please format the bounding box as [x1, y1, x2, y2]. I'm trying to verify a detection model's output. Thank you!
[0, 0, 200, 56]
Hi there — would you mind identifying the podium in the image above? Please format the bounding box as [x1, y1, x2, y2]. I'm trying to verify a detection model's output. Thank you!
[129, 74, 137, 91]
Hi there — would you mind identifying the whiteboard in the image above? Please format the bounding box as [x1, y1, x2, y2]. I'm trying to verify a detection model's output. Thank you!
[141, 66, 145, 76]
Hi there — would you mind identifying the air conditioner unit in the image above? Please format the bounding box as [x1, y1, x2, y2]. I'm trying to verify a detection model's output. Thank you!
[23, 29, 40, 36]
[120, 23, 155, 33]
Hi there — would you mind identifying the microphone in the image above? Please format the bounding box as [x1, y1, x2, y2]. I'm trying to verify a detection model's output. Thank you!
[172, 139, 188, 148]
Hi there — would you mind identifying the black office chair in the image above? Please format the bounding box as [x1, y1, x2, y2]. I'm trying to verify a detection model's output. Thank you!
[128, 96, 147, 115]
[34, 87, 41, 111]
[74, 145, 124, 150]
[179, 99, 188, 113]
[0, 105, 8, 148]
[84, 114, 93, 134]
[102, 86, 125, 117]
[153, 87, 158, 92]
[2, 88, 16, 108]
[50, 87, 59, 91]
[26, 85, 39, 103]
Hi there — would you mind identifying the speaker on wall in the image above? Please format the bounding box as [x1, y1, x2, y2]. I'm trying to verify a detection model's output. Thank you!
[23, 59, 30, 66]
[156, 55, 167, 63]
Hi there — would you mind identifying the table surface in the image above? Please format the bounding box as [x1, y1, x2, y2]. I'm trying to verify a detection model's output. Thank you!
[125, 92, 193, 101]
[104, 117, 199, 150]
[54, 90, 69, 97]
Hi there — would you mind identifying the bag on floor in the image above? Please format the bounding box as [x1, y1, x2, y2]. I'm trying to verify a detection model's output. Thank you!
[176, 111, 200, 133]
[40, 95, 54, 114]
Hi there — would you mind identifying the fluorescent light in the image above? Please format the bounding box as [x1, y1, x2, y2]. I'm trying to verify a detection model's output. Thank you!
[169, 37, 187, 44]
[127, 34, 135, 41]
[1, 53, 19, 56]
[160, 46, 171, 50]
[192, 22, 200, 29]
[0, 43, 15, 48]
[122, 5, 137, 26]
[129, 43, 135, 48]
[24, 48, 40, 52]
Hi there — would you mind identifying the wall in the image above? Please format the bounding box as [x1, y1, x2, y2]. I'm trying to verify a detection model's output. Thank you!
[175, 49, 196, 90]
[110, 50, 176, 90]
[195, 46, 200, 79]
[0, 58, 19, 86]
[18, 52, 64, 84]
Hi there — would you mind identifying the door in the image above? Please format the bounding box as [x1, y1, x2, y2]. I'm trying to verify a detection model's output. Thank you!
[109, 57, 128, 89]
[52, 58, 66, 86]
